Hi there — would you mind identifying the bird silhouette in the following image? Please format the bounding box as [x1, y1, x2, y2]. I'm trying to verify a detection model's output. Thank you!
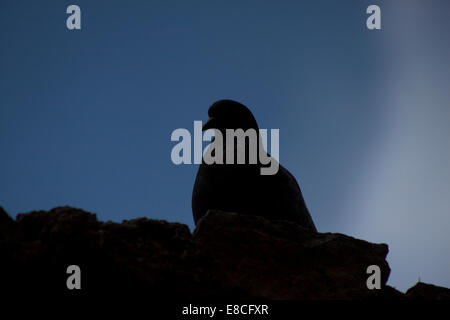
[192, 99, 317, 232]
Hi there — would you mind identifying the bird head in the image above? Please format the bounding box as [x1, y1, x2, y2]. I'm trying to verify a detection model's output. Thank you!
[202, 99, 259, 133]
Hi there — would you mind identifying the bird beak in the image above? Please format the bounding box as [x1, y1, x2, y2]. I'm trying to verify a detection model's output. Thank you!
[202, 117, 216, 131]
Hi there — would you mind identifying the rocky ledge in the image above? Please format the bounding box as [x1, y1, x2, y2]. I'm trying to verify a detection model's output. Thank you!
[0, 206, 448, 300]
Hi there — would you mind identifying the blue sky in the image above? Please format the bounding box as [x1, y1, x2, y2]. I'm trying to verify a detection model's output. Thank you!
[1, 1, 449, 291]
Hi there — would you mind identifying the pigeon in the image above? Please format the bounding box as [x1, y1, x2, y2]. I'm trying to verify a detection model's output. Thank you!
[192, 99, 317, 232]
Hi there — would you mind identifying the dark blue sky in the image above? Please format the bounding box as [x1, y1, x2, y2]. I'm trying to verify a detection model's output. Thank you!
[1, 1, 449, 291]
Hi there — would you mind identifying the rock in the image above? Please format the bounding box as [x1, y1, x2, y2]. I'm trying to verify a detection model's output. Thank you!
[0, 206, 448, 300]
[406, 282, 450, 300]
[193, 210, 392, 300]
[0, 206, 16, 240]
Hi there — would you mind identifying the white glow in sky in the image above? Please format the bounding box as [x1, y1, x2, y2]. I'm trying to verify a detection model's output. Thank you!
[350, 1, 450, 291]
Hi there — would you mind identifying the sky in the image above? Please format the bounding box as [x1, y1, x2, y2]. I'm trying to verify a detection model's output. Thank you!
[1, 1, 449, 292]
